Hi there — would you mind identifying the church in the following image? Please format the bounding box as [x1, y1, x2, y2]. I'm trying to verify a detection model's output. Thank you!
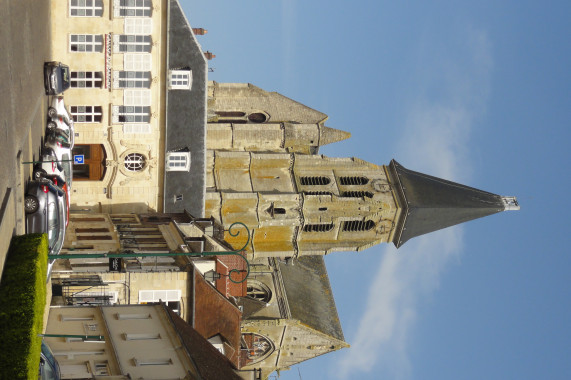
[46, 1, 519, 378]
[203, 81, 520, 258]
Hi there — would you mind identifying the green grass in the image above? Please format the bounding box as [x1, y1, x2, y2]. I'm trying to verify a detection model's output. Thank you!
[0, 234, 48, 379]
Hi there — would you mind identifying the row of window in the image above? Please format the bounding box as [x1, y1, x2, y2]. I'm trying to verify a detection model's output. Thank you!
[299, 176, 371, 187]
[70, 0, 152, 17]
[70, 106, 151, 123]
[67, 70, 190, 90]
[69, 34, 152, 53]
[303, 220, 376, 233]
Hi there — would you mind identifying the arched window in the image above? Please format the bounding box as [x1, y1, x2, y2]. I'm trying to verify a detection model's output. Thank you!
[303, 223, 334, 232]
[339, 176, 369, 185]
[124, 153, 146, 172]
[342, 191, 373, 198]
[300, 176, 330, 186]
[342, 220, 375, 232]
[241, 333, 275, 365]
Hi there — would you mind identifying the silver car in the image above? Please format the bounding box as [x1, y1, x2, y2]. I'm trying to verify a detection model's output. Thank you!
[24, 178, 66, 278]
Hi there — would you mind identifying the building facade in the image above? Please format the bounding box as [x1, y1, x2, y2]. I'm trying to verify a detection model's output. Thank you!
[50, 0, 207, 216]
[44, 304, 243, 379]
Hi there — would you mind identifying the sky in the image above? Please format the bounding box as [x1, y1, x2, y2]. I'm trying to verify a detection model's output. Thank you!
[180, 1, 571, 379]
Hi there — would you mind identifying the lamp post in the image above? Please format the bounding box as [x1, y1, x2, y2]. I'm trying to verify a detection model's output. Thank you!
[48, 222, 252, 284]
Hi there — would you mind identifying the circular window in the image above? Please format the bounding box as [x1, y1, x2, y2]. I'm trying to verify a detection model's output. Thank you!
[124, 153, 146, 172]
[247, 280, 272, 303]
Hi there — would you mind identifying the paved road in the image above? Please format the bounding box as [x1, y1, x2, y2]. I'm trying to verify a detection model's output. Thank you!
[0, 0, 52, 277]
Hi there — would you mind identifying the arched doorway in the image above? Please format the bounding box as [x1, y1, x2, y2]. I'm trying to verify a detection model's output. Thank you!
[72, 144, 107, 181]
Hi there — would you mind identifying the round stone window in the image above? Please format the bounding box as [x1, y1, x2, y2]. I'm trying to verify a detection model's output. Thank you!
[124, 153, 146, 172]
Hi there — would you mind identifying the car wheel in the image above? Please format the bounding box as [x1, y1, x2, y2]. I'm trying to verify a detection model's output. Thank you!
[46, 121, 57, 131]
[34, 169, 47, 180]
[24, 195, 39, 214]
[47, 107, 57, 118]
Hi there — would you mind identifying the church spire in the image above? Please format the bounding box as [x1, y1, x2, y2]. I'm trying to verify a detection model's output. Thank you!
[388, 160, 519, 248]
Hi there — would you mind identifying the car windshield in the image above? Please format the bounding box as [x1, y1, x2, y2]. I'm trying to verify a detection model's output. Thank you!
[40, 343, 60, 380]
[61, 66, 71, 91]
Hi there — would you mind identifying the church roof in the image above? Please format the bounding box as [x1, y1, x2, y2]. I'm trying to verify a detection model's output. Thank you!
[278, 256, 345, 342]
[389, 160, 508, 248]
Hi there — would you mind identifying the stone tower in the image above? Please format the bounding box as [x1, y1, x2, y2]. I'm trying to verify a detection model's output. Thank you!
[205, 82, 519, 259]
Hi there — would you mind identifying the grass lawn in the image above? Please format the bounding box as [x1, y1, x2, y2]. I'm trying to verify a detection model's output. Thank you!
[0, 234, 48, 379]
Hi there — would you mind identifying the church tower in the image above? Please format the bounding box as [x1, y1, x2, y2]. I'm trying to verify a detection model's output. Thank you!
[204, 82, 519, 259]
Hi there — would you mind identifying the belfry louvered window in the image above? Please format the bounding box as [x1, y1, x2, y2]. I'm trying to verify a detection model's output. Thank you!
[342, 220, 375, 232]
[339, 176, 369, 185]
[303, 223, 334, 232]
[300, 176, 331, 186]
[342, 191, 374, 198]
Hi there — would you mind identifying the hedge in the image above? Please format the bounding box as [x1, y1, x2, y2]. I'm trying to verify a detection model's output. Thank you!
[0, 234, 48, 379]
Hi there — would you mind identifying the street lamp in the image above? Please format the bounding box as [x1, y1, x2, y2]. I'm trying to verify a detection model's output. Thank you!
[48, 222, 252, 283]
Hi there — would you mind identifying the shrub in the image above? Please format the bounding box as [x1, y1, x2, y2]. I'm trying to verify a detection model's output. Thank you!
[0, 234, 48, 379]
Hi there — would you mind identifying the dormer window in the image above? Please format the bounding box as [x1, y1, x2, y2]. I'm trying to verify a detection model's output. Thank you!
[166, 151, 191, 172]
[168, 69, 192, 90]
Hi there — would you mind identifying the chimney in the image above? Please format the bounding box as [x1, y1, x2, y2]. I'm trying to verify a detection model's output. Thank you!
[204, 51, 216, 60]
[192, 28, 208, 35]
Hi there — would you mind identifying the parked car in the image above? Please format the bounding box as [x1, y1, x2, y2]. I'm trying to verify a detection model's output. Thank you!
[47, 97, 74, 148]
[44, 136, 73, 190]
[33, 152, 66, 184]
[47, 96, 72, 123]
[39, 341, 61, 380]
[33, 152, 70, 227]
[46, 117, 74, 149]
[24, 178, 66, 278]
[44, 61, 71, 95]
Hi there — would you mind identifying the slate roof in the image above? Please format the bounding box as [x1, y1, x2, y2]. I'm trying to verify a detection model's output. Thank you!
[278, 256, 345, 342]
[389, 159, 507, 248]
[163, 0, 207, 216]
[164, 304, 243, 380]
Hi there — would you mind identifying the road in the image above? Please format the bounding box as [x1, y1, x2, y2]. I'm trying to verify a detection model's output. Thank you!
[0, 0, 52, 276]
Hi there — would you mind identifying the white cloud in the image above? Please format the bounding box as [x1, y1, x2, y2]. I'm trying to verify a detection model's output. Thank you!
[335, 28, 493, 379]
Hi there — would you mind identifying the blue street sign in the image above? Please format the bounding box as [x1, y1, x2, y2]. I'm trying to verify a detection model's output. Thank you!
[74, 155, 85, 164]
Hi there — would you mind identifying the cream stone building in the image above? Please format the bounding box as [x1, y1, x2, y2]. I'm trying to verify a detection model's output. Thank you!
[50, 0, 207, 216]
[51, 211, 239, 323]
[44, 304, 243, 379]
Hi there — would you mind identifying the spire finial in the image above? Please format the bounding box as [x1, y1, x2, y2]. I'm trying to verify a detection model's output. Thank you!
[501, 196, 520, 211]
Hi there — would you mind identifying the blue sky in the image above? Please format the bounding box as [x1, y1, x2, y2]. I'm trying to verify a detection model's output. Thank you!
[181, 1, 570, 379]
